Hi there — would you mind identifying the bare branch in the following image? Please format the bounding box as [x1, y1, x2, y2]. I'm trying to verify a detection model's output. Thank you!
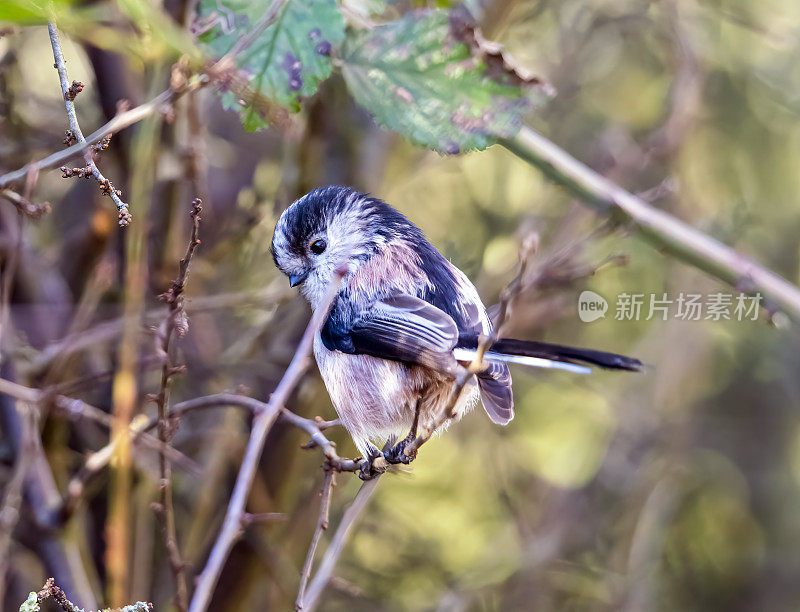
[403, 242, 536, 458]
[47, 23, 131, 226]
[0, 88, 180, 190]
[501, 126, 800, 322]
[296, 470, 336, 611]
[151, 199, 203, 612]
[301, 478, 381, 612]
[188, 264, 348, 612]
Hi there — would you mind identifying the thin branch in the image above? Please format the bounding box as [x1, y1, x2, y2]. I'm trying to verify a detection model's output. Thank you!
[0, 189, 50, 218]
[151, 199, 202, 612]
[295, 470, 336, 610]
[403, 242, 536, 458]
[301, 478, 381, 612]
[29, 578, 152, 612]
[0, 378, 199, 523]
[0, 88, 179, 189]
[47, 23, 131, 225]
[188, 265, 348, 612]
[501, 126, 800, 322]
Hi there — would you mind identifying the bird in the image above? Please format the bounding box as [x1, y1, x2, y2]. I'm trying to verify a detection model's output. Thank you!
[271, 185, 641, 475]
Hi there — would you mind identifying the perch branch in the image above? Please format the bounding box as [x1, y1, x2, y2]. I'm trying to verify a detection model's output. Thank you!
[501, 126, 800, 322]
[300, 478, 381, 612]
[47, 23, 131, 225]
[188, 265, 348, 612]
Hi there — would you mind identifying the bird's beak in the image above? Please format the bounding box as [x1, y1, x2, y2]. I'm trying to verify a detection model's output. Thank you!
[289, 272, 309, 288]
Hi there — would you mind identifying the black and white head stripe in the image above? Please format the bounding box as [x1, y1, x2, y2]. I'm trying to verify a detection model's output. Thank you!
[271, 185, 422, 270]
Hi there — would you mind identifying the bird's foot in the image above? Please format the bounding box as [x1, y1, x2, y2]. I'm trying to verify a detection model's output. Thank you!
[383, 437, 417, 465]
[358, 446, 387, 481]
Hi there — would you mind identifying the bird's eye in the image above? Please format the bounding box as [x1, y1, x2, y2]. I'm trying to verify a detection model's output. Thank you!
[310, 239, 327, 255]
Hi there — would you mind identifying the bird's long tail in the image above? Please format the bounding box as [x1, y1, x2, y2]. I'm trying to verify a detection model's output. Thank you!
[454, 334, 643, 375]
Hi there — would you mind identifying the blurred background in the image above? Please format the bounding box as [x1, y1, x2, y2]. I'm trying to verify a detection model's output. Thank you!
[2, 0, 800, 610]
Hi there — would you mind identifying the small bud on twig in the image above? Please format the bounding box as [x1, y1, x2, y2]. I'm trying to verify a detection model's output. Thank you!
[64, 80, 84, 101]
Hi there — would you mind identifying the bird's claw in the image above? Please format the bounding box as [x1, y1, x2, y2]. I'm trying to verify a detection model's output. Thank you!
[358, 447, 387, 480]
[383, 438, 416, 465]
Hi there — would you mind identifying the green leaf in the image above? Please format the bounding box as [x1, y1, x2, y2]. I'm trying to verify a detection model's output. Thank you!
[197, 0, 345, 131]
[341, 8, 551, 154]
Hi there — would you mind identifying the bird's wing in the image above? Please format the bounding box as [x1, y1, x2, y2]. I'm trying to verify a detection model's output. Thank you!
[320, 294, 459, 373]
[442, 265, 516, 425]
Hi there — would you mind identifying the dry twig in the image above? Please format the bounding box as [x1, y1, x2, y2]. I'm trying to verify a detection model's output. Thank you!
[300, 479, 381, 612]
[295, 470, 336, 610]
[188, 264, 348, 612]
[21, 577, 152, 611]
[403, 238, 538, 459]
[150, 199, 203, 611]
[47, 23, 131, 225]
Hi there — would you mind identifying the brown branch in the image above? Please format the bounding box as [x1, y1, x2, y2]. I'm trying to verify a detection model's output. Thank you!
[188, 264, 348, 612]
[47, 23, 131, 226]
[0, 188, 50, 219]
[0, 3, 291, 209]
[0, 379, 198, 522]
[0, 88, 181, 189]
[30, 577, 152, 612]
[301, 478, 381, 612]
[403, 240, 537, 459]
[151, 199, 202, 612]
[296, 469, 336, 610]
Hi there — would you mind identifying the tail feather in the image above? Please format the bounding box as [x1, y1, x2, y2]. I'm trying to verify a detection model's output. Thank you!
[456, 334, 643, 372]
[477, 362, 514, 425]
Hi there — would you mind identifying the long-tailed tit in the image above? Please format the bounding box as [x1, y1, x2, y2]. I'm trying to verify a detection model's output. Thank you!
[271, 186, 641, 471]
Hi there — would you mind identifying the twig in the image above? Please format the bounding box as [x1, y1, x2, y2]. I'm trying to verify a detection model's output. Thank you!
[47, 23, 131, 226]
[403, 241, 536, 458]
[0, 88, 180, 189]
[0, 378, 199, 521]
[27, 577, 152, 612]
[151, 199, 202, 612]
[188, 264, 348, 612]
[501, 126, 800, 322]
[301, 478, 381, 612]
[295, 470, 336, 610]
[240, 512, 285, 525]
[0, 189, 50, 219]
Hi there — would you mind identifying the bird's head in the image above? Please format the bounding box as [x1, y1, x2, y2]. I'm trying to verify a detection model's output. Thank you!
[271, 186, 417, 308]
